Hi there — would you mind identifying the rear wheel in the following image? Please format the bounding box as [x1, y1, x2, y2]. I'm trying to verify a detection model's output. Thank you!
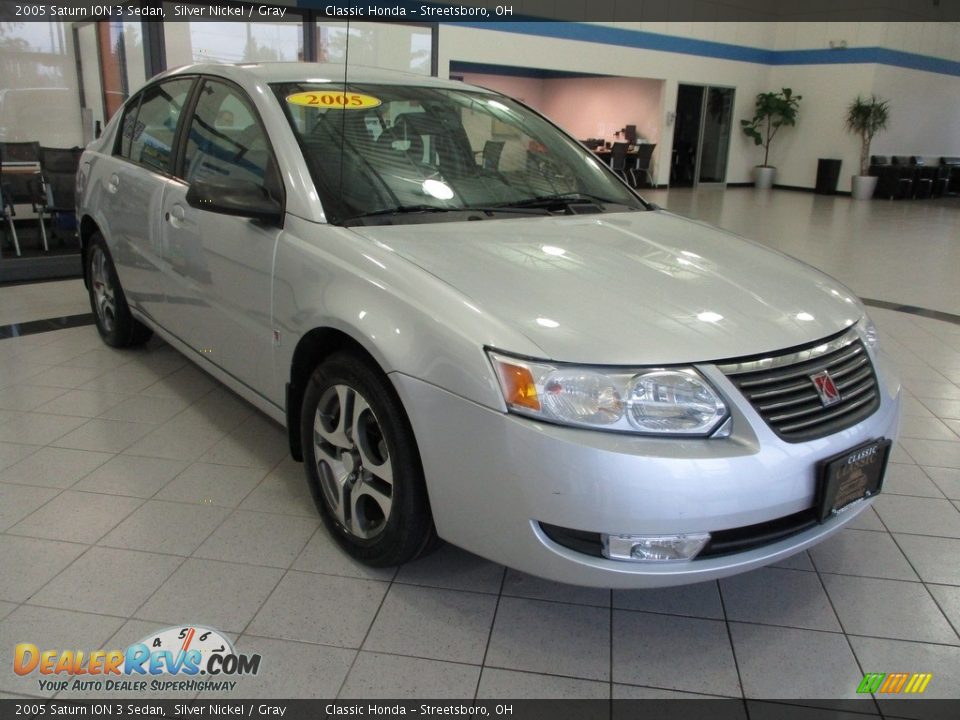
[86, 232, 152, 348]
[301, 352, 435, 566]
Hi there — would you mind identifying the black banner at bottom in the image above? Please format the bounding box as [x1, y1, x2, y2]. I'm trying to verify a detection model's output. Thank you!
[2, 699, 960, 720]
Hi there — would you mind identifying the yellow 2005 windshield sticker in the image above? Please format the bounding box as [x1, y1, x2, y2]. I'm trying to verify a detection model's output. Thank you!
[285, 91, 381, 110]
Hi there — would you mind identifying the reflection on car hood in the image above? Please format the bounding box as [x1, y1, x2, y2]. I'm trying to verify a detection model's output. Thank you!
[351, 211, 863, 365]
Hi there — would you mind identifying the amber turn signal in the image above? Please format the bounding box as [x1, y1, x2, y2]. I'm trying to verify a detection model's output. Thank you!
[493, 360, 540, 411]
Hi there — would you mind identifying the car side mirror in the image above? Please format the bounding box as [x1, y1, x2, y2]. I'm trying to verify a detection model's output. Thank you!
[186, 179, 282, 225]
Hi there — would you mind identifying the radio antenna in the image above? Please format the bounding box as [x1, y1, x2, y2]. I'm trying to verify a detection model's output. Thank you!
[338, 20, 350, 210]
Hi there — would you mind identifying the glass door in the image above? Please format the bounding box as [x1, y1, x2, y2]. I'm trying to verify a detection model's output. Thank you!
[670, 84, 704, 187]
[671, 83, 735, 187]
[698, 86, 735, 184]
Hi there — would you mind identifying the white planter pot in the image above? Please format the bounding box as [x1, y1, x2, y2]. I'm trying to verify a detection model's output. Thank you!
[753, 166, 776, 189]
[851, 175, 878, 201]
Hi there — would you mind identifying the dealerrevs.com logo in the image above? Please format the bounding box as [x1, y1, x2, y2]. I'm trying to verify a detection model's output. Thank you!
[14, 625, 261, 694]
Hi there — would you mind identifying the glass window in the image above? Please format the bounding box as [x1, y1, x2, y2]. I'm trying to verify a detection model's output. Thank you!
[273, 83, 646, 225]
[162, 13, 304, 65]
[126, 78, 194, 172]
[317, 23, 431, 75]
[182, 80, 279, 197]
[0, 21, 84, 147]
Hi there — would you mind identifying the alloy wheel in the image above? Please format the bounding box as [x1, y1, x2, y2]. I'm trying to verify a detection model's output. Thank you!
[313, 383, 394, 540]
[90, 245, 117, 333]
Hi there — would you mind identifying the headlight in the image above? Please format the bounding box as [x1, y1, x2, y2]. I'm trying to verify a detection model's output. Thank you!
[488, 351, 728, 436]
[857, 314, 879, 351]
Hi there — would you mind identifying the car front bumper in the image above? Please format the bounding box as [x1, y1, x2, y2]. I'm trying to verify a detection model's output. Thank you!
[391, 348, 901, 588]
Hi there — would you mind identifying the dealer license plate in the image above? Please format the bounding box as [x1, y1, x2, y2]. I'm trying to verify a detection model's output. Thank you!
[816, 439, 892, 521]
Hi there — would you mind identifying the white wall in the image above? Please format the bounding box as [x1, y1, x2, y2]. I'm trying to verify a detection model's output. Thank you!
[607, 21, 960, 61]
[870, 64, 960, 158]
[438, 24, 769, 186]
[604, 22, 776, 49]
[440, 22, 960, 189]
[764, 63, 877, 190]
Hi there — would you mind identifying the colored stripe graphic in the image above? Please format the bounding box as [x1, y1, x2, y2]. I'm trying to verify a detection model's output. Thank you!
[858, 672, 933, 694]
[905, 673, 933, 694]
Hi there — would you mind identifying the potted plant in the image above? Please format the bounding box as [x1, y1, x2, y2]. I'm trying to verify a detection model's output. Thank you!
[740, 88, 802, 189]
[845, 95, 890, 200]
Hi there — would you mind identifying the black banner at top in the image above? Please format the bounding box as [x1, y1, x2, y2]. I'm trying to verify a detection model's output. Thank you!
[2, 0, 960, 22]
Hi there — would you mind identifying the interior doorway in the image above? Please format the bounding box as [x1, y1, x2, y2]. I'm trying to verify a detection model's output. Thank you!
[670, 83, 735, 187]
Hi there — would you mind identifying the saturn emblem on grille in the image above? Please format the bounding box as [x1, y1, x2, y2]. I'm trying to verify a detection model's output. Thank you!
[810, 370, 842, 407]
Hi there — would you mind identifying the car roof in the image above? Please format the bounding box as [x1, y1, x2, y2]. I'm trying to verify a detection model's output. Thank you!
[156, 62, 487, 92]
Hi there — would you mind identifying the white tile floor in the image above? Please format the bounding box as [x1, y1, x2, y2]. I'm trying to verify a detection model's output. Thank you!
[1, 188, 959, 702]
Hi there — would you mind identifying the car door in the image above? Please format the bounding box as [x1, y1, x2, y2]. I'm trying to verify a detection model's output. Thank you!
[101, 78, 195, 322]
[156, 77, 284, 395]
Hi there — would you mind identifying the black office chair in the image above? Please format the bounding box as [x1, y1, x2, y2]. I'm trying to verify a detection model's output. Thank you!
[940, 157, 960, 195]
[610, 142, 633, 186]
[0, 149, 21, 257]
[481, 140, 505, 171]
[0, 141, 42, 163]
[634, 143, 656, 188]
[890, 156, 918, 199]
[0, 142, 45, 253]
[37, 146, 83, 245]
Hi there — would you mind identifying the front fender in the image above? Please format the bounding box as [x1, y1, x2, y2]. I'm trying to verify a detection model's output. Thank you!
[271, 215, 546, 410]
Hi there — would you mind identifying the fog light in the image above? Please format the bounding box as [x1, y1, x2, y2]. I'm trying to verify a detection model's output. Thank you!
[601, 532, 711, 561]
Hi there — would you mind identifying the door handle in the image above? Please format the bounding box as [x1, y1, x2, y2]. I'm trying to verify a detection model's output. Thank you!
[107, 173, 119, 193]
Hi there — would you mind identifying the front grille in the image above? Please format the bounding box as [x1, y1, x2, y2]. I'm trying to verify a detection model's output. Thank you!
[718, 328, 880, 442]
[697, 509, 817, 558]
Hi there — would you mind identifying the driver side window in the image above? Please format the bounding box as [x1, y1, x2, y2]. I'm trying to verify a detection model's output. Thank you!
[183, 80, 282, 199]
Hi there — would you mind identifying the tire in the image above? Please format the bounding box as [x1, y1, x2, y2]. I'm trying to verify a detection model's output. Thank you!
[301, 351, 436, 567]
[86, 232, 152, 348]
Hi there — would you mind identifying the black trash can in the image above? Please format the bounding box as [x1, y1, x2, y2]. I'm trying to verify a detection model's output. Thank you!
[815, 158, 842, 195]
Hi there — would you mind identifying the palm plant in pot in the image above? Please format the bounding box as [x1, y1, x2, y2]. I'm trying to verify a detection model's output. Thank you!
[845, 95, 890, 200]
[741, 88, 802, 189]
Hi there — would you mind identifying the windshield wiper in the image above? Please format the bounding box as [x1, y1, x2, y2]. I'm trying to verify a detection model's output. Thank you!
[343, 204, 552, 226]
[348, 205, 455, 219]
[463, 206, 552, 216]
[342, 205, 464, 225]
[493, 192, 623, 210]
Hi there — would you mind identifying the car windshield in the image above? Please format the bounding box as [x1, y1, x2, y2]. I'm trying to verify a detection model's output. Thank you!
[271, 82, 648, 225]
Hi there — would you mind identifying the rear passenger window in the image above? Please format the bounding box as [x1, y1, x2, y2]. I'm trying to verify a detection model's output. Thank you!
[122, 78, 193, 172]
[182, 80, 281, 198]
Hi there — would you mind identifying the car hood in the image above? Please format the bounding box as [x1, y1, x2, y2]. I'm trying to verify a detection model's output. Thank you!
[350, 210, 864, 365]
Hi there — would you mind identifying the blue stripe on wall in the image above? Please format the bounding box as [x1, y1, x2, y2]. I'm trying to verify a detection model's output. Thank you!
[454, 21, 774, 64]
[451, 21, 960, 78]
[449, 61, 610, 79]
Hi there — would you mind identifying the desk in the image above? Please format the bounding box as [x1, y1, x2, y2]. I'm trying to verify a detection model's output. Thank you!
[3, 164, 41, 176]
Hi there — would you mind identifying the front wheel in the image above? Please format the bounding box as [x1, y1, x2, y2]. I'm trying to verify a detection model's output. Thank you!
[86, 233, 152, 347]
[301, 352, 436, 567]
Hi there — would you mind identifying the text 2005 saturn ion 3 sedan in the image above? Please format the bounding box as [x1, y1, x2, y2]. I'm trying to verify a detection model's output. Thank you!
[76, 63, 900, 587]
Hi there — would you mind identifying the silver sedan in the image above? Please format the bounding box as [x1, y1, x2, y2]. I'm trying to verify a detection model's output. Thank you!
[76, 63, 901, 587]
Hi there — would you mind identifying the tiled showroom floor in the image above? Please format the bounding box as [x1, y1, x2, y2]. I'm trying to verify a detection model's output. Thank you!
[1, 189, 959, 704]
